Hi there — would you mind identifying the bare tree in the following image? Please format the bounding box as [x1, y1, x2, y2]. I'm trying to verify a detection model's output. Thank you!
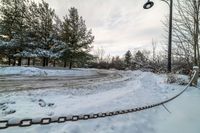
[170, 0, 200, 67]
[93, 47, 105, 63]
[152, 39, 157, 62]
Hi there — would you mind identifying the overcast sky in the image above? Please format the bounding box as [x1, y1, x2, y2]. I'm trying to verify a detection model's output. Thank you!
[35, 0, 168, 56]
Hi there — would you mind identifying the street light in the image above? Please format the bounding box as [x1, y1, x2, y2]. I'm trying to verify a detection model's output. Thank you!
[143, 0, 173, 73]
[143, 0, 154, 9]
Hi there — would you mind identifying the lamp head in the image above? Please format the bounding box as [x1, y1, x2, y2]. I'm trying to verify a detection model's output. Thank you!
[143, 0, 154, 9]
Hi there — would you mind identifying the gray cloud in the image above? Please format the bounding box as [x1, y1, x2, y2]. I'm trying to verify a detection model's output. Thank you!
[35, 0, 168, 56]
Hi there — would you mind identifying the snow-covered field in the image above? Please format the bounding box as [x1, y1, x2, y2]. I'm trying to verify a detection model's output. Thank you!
[0, 67, 199, 133]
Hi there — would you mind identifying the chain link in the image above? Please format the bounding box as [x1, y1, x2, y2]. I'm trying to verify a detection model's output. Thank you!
[0, 71, 197, 130]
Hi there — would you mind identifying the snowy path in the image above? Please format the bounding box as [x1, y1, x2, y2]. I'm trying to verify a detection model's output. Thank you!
[0, 70, 121, 93]
[0, 67, 199, 133]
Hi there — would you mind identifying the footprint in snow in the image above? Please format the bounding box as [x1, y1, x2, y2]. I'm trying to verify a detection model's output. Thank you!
[2, 109, 16, 115]
[38, 99, 55, 108]
[0, 105, 8, 110]
[0, 101, 15, 105]
[0, 103, 16, 115]
[38, 99, 46, 107]
[47, 103, 55, 107]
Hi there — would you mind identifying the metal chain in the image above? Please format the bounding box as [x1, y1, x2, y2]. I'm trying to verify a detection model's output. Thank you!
[0, 71, 197, 129]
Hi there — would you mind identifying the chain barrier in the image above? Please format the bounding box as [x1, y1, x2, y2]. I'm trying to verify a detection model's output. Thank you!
[0, 71, 197, 129]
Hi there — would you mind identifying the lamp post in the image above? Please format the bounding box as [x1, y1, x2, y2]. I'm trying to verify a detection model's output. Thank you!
[143, 0, 173, 73]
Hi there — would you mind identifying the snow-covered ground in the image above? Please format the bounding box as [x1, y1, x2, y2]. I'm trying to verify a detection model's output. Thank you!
[0, 67, 199, 133]
[154, 88, 200, 133]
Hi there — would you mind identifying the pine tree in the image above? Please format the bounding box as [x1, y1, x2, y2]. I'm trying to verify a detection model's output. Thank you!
[61, 7, 94, 69]
[18, 1, 40, 66]
[0, 0, 29, 66]
[0, 0, 67, 66]
[124, 50, 132, 68]
[134, 50, 147, 65]
[35, 0, 56, 67]
[13, 0, 29, 66]
[50, 15, 67, 67]
[21, 1, 64, 66]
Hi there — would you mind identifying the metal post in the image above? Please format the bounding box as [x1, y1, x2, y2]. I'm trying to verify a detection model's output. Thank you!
[168, 0, 173, 73]
[143, 0, 173, 73]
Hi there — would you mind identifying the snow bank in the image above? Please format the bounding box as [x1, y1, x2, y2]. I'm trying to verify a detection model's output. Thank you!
[0, 67, 46, 76]
[0, 67, 97, 76]
[0, 70, 199, 133]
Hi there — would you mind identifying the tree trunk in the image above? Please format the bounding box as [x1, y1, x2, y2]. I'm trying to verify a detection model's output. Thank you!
[193, 15, 197, 66]
[64, 61, 67, 68]
[27, 58, 30, 66]
[193, 0, 199, 66]
[194, 45, 197, 65]
[43, 57, 46, 67]
[197, 39, 200, 67]
[46, 58, 49, 66]
[13, 58, 16, 66]
[197, 33, 200, 67]
[18, 58, 22, 66]
[32, 58, 35, 66]
[69, 61, 73, 69]
[53, 60, 56, 67]
[196, 3, 200, 67]
[8, 57, 11, 66]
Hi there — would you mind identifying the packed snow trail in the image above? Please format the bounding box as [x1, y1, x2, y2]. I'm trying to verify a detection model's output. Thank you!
[0, 67, 124, 93]
[0, 67, 199, 133]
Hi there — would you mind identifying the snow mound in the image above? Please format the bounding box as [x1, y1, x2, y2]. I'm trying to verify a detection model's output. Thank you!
[0, 67, 97, 76]
[0, 67, 46, 76]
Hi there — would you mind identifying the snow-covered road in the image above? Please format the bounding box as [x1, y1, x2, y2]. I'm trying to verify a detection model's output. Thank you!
[0, 67, 199, 133]
[0, 70, 121, 93]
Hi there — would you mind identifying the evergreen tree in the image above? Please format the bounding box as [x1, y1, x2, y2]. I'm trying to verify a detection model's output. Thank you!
[0, 0, 29, 66]
[124, 50, 132, 68]
[1, 1, 94, 68]
[50, 15, 67, 67]
[13, 0, 29, 66]
[134, 50, 147, 65]
[17, 1, 40, 66]
[61, 7, 94, 69]
[22, 1, 64, 66]
[35, 0, 56, 67]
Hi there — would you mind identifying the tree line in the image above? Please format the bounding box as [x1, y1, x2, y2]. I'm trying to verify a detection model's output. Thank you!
[0, 0, 199, 73]
[91, 0, 200, 74]
[0, 0, 94, 69]
[91, 46, 167, 73]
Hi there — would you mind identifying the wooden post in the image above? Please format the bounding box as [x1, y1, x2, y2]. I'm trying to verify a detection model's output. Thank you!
[192, 66, 199, 86]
